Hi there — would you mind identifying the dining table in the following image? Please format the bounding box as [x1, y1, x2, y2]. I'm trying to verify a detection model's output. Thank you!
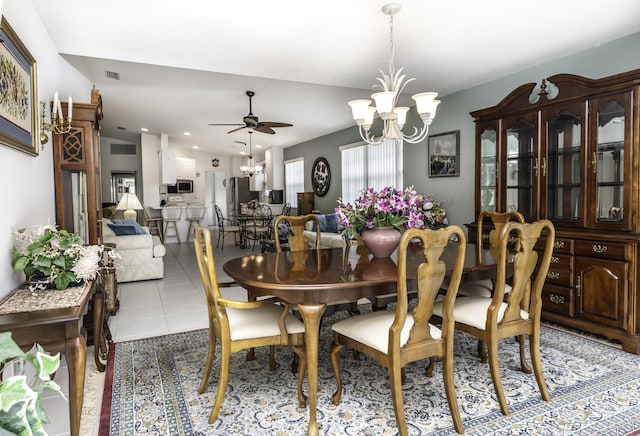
[223, 240, 499, 436]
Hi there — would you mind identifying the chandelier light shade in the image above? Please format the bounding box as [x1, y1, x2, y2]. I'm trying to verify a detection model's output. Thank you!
[239, 131, 262, 177]
[116, 191, 144, 221]
[348, 3, 440, 145]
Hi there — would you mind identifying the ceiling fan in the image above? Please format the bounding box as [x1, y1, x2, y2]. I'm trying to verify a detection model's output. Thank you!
[208, 90, 293, 134]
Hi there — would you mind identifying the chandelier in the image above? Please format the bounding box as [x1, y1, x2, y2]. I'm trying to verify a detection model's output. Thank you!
[348, 3, 440, 145]
[239, 131, 262, 177]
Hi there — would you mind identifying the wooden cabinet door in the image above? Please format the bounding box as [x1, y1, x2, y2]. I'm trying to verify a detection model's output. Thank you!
[587, 92, 633, 231]
[541, 102, 585, 227]
[501, 112, 540, 221]
[575, 256, 627, 329]
[475, 120, 499, 217]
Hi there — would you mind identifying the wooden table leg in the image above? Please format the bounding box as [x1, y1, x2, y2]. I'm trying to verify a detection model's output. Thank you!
[66, 335, 86, 436]
[297, 303, 326, 436]
[93, 289, 107, 372]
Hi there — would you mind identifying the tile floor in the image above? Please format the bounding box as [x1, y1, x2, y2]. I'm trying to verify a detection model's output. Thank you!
[41, 235, 251, 435]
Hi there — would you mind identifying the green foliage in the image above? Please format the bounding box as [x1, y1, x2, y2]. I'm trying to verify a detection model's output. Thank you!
[0, 332, 64, 435]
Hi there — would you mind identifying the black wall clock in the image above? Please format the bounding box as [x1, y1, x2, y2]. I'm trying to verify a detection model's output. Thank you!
[311, 157, 331, 197]
[211, 158, 219, 167]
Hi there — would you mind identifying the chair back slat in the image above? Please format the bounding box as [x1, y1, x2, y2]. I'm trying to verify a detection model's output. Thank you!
[494, 219, 555, 325]
[393, 226, 466, 349]
[273, 214, 321, 252]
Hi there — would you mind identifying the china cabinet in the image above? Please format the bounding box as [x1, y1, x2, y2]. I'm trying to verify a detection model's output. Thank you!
[52, 87, 104, 245]
[470, 70, 640, 353]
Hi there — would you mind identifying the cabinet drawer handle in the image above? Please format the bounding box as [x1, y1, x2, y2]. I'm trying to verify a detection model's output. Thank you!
[481, 233, 490, 240]
[551, 256, 559, 264]
[547, 272, 560, 280]
[548, 294, 565, 305]
[592, 244, 608, 253]
[592, 152, 597, 174]
[554, 241, 565, 249]
[576, 276, 581, 297]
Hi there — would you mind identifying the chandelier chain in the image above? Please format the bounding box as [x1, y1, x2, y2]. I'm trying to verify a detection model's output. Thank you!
[388, 13, 395, 77]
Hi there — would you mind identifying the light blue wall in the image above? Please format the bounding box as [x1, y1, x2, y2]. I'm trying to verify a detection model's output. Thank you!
[285, 32, 640, 227]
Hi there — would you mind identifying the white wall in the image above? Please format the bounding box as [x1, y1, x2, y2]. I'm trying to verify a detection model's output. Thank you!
[0, 0, 92, 297]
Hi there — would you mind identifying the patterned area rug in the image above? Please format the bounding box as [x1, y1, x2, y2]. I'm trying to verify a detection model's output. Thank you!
[99, 315, 640, 435]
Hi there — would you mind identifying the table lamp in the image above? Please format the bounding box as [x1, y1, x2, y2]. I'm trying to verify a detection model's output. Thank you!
[116, 192, 143, 221]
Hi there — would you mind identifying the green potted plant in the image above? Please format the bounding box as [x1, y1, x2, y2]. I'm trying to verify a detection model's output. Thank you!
[11, 224, 102, 290]
[0, 332, 64, 435]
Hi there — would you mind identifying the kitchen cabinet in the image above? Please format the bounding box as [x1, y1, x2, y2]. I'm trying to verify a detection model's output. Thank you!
[470, 69, 640, 353]
[176, 157, 196, 180]
[160, 149, 176, 184]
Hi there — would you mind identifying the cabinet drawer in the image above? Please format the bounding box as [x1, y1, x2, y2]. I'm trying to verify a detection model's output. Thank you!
[544, 254, 573, 286]
[542, 285, 574, 317]
[574, 240, 628, 260]
[537, 237, 573, 254]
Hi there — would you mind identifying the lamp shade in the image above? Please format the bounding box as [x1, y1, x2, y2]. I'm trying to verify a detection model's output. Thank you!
[116, 192, 143, 221]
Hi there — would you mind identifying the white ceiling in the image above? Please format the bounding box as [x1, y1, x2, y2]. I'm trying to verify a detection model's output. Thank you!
[31, 0, 640, 159]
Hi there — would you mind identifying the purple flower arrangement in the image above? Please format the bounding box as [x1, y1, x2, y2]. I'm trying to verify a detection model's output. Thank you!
[335, 187, 447, 238]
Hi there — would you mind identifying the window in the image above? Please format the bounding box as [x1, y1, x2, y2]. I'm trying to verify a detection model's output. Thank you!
[340, 139, 403, 204]
[284, 158, 304, 207]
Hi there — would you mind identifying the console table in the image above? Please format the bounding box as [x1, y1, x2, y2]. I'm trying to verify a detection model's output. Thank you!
[0, 280, 107, 436]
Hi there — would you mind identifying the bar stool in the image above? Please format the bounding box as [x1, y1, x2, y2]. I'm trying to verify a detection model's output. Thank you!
[144, 206, 164, 242]
[162, 206, 182, 243]
[186, 203, 206, 241]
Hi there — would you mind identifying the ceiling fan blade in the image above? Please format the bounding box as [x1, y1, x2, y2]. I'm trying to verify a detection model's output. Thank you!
[259, 122, 293, 128]
[208, 123, 244, 126]
[227, 126, 247, 134]
[255, 125, 276, 134]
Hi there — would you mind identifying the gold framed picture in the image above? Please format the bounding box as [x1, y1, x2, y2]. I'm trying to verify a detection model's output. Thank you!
[0, 17, 38, 156]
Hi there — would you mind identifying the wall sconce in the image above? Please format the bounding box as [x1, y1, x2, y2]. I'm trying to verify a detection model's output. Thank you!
[40, 91, 73, 145]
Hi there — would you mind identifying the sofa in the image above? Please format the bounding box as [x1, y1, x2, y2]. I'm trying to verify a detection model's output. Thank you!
[302, 213, 347, 248]
[102, 218, 166, 282]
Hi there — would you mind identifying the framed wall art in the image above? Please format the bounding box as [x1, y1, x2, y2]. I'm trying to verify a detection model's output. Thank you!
[311, 157, 331, 196]
[0, 17, 38, 156]
[428, 130, 459, 177]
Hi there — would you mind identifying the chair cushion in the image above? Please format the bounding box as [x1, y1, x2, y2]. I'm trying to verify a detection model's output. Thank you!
[331, 310, 441, 354]
[433, 297, 529, 330]
[457, 279, 513, 298]
[226, 303, 304, 341]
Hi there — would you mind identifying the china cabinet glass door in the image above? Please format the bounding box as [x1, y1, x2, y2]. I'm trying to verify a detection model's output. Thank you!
[478, 125, 497, 214]
[544, 105, 583, 224]
[503, 114, 537, 220]
[590, 93, 630, 229]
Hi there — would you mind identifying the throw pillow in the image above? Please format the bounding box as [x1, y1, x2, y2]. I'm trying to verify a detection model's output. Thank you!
[312, 214, 328, 232]
[123, 219, 147, 235]
[325, 213, 339, 233]
[107, 222, 137, 236]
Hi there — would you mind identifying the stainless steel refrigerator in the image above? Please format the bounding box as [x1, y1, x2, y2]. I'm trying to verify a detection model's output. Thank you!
[229, 177, 253, 220]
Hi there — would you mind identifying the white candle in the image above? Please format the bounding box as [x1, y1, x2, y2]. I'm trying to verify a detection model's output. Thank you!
[53, 91, 59, 118]
[57, 100, 63, 120]
[68, 97, 73, 119]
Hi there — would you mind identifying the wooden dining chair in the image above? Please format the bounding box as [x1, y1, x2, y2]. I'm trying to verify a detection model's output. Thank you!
[433, 219, 555, 416]
[329, 226, 467, 435]
[192, 224, 306, 423]
[273, 214, 321, 252]
[457, 210, 525, 298]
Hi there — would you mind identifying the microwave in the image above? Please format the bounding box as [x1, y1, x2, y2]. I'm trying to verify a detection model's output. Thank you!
[167, 179, 194, 194]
